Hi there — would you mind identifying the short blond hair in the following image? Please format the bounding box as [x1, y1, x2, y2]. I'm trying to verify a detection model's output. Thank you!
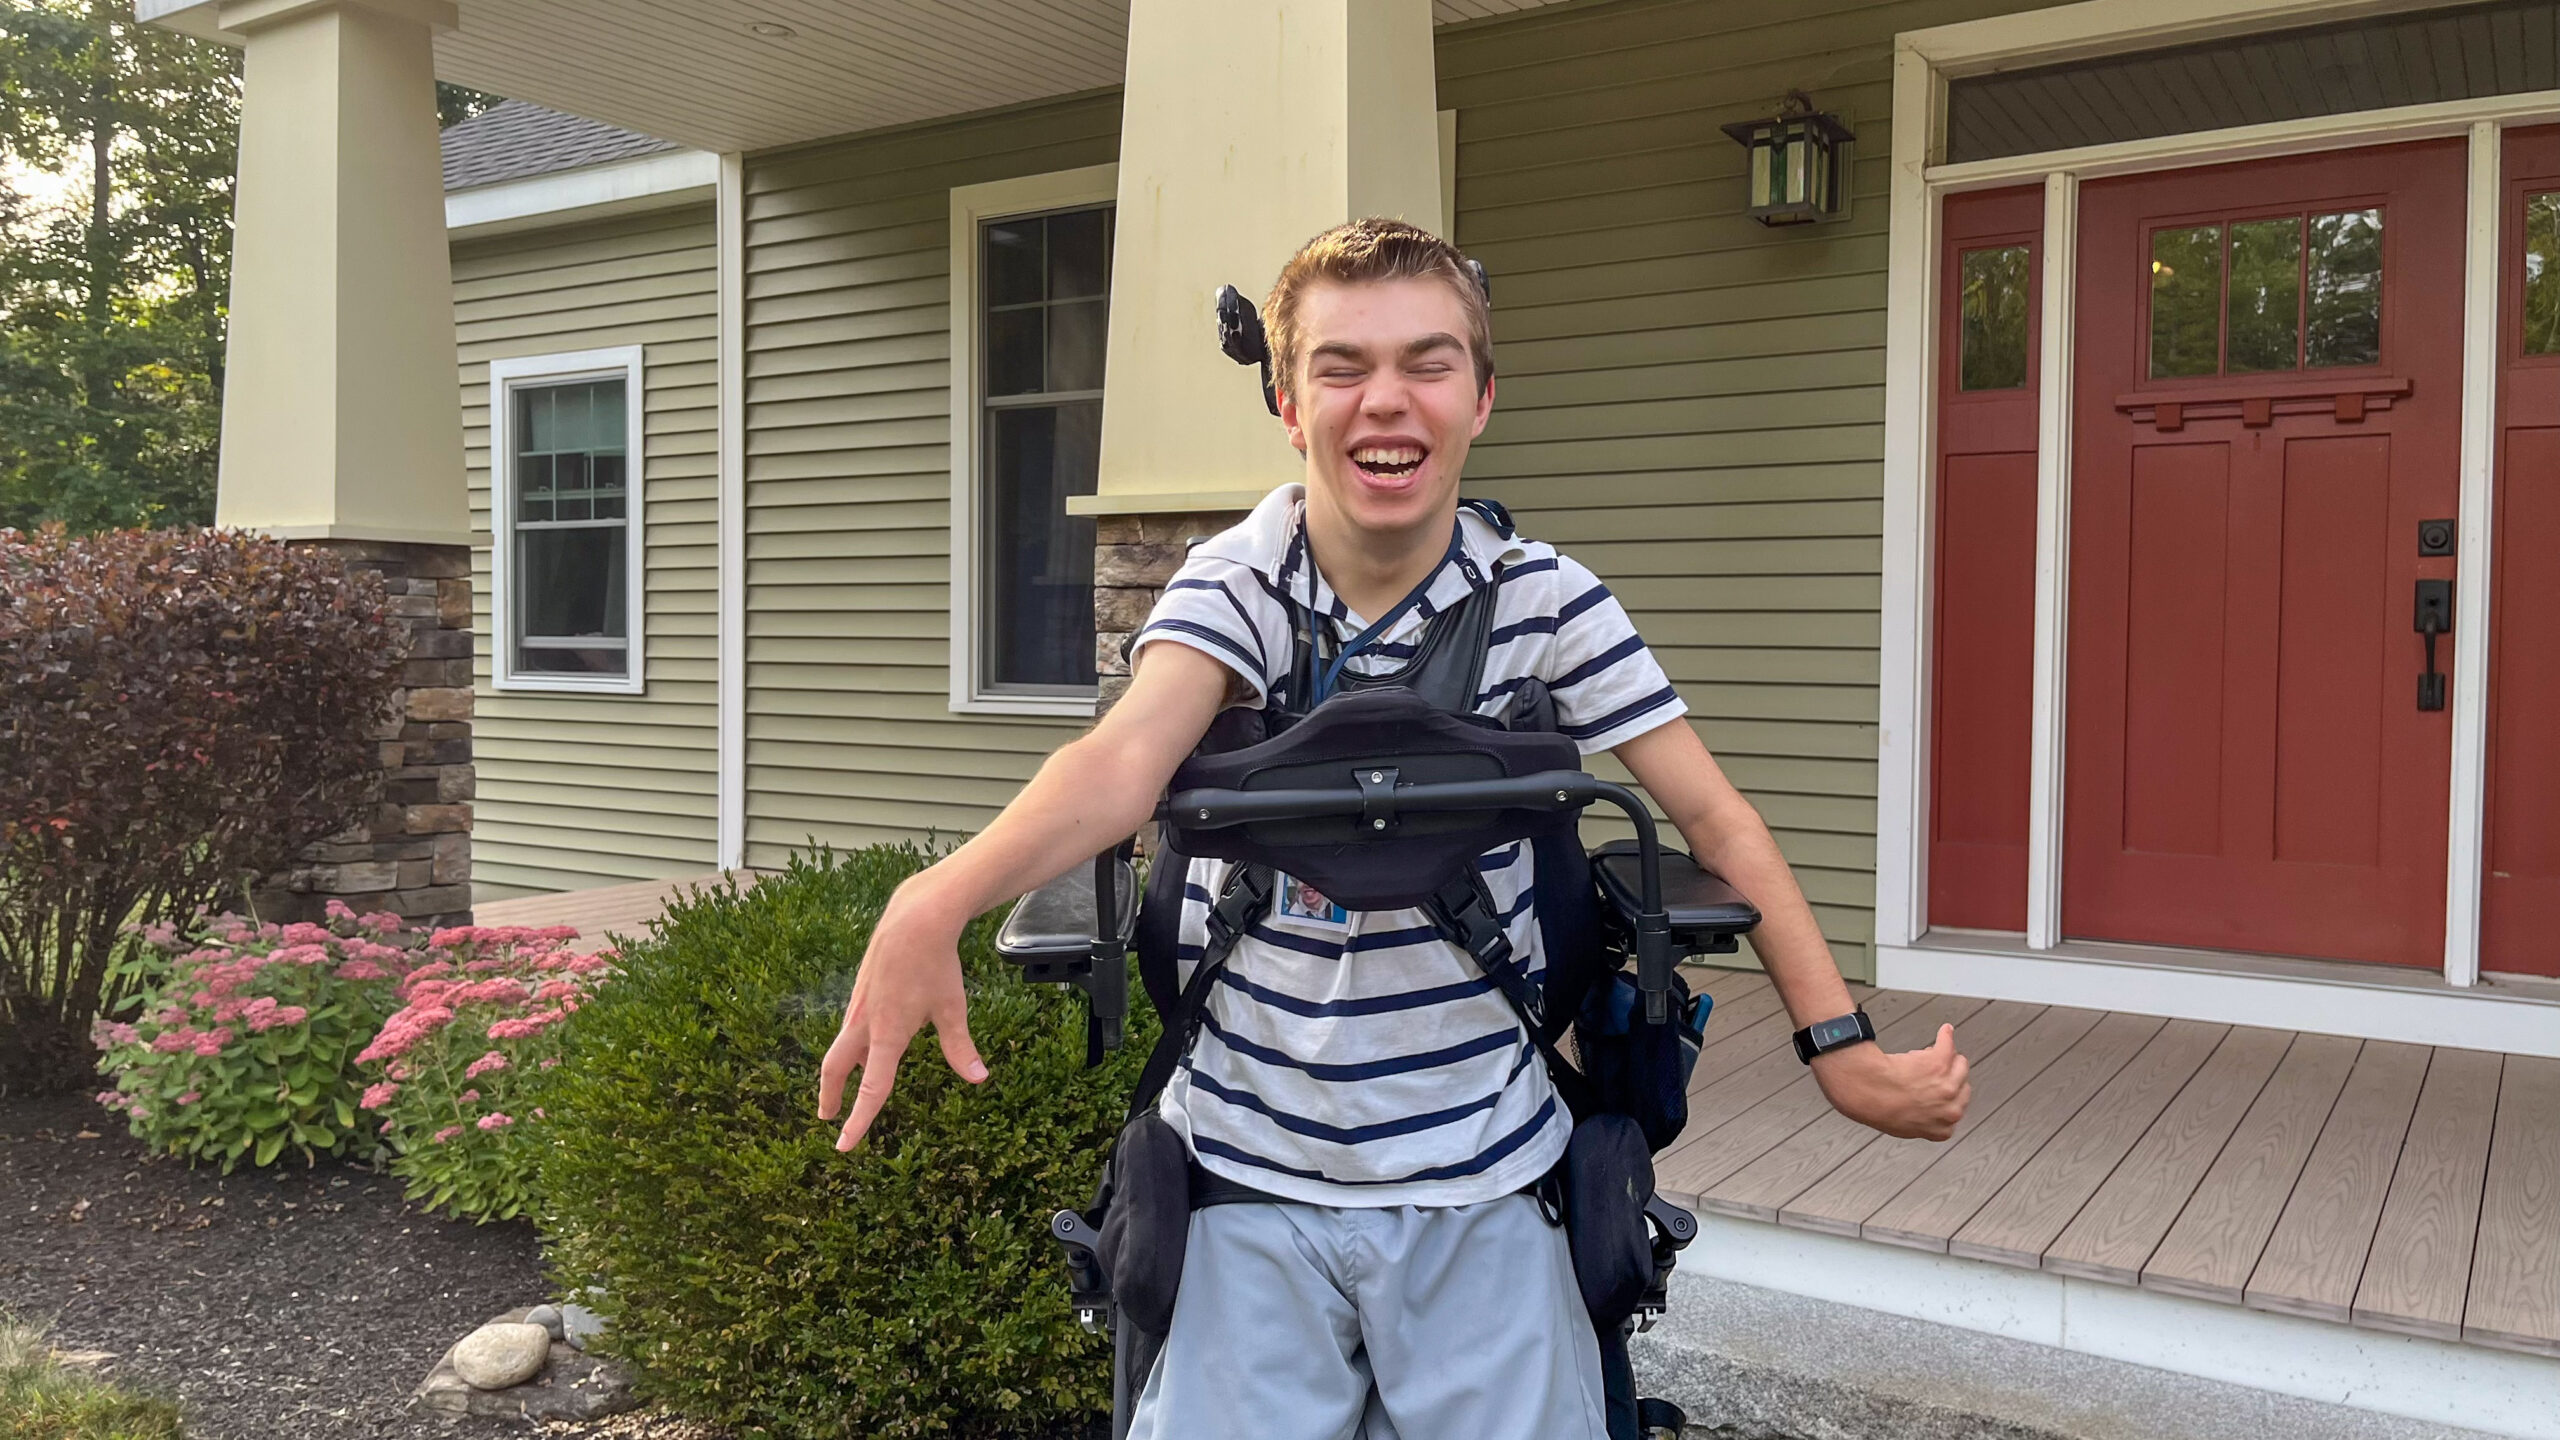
[1264, 217, 1493, 405]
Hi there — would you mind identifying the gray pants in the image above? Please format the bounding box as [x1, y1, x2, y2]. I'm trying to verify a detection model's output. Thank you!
[1124, 1195, 1607, 1440]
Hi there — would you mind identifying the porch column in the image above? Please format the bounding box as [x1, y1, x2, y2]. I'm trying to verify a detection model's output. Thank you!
[203, 0, 475, 925]
[1080, 0, 1445, 708]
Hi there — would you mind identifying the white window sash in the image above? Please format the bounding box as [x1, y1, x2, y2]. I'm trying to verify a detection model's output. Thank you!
[947, 163, 1118, 718]
[488, 345, 648, 696]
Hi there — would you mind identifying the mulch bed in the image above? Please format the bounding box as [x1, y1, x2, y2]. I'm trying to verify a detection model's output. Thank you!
[0, 1089, 579, 1440]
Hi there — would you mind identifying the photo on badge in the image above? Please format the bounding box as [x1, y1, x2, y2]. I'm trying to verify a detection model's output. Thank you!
[1276, 873, 1349, 927]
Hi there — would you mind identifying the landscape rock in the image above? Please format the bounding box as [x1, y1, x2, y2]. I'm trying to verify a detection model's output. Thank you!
[559, 1301, 606, 1351]
[451, 1321, 550, 1389]
[525, 1303, 565, 1340]
[415, 1339, 636, 1422]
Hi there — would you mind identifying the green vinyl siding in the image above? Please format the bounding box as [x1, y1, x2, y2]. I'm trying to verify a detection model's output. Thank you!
[455, 205, 720, 900]
[1440, 0, 2057, 978]
[739, 93, 1122, 865]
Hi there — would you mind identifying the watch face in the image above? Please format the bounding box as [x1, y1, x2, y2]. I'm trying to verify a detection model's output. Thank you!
[1811, 1016, 1864, 1049]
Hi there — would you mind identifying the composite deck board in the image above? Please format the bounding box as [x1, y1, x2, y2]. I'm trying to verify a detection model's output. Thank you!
[1950, 1018, 2229, 1269]
[2043, 1025, 2294, 1285]
[1657, 993, 1986, 1202]
[2353, 1047, 2502, 1339]
[1861, 1011, 2165, 1253]
[1683, 981, 1817, 1086]
[1699, 1001, 2045, 1221]
[1780, 1006, 2105, 1238]
[2245, 1040, 2431, 1322]
[476, 871, 736, 951]
[1681, 988, 1926, 1140]
[2466, 1055, 2560, 1356]
[2142, 1033, 2363, 1304]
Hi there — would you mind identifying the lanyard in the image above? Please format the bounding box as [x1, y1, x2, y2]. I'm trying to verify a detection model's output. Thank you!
[1311, 521, 1467, 705]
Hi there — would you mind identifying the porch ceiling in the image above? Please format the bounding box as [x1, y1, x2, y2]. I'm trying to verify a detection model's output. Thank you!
[144, 0, 1577, 154]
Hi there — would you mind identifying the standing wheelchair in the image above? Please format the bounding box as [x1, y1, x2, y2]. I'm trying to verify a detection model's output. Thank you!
[996, 688, 1761, 1440]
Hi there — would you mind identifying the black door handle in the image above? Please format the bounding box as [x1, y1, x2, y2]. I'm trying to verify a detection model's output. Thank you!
[2414, 578, 2452, 712]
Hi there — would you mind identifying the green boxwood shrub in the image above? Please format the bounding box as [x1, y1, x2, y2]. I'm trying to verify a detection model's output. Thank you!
[535, 843, 1149, 1439]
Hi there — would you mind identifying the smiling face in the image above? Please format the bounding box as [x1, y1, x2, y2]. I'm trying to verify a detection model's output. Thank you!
[1278, 275, 1495, 544]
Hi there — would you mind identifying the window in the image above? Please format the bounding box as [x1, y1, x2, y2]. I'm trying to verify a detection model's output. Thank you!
[1957, 244, 2032, 391]
[949, 164, 1118, 716]
[488, 348, 646, 694]
[2145, 210, 2384, 380]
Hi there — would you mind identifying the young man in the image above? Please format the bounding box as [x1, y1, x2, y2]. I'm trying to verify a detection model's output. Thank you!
[818, 219, 1971, 1439]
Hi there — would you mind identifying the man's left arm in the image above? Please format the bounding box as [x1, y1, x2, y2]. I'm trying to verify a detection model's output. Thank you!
[1613, 719, 1971, 1141]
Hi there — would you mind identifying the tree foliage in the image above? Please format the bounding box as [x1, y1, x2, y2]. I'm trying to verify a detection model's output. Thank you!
[0, 0, 238, 533]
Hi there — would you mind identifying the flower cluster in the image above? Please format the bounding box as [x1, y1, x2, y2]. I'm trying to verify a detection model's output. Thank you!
[93, 900, 416, 1170]
[355, 923, 608, 1223]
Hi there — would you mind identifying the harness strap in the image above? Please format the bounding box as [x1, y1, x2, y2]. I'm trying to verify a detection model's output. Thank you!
[1422, 868, 1600, 1124]
[1123, 861, 1273, 1126]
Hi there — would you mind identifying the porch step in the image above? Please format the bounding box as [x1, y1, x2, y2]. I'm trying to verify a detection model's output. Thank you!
[1630, 1271, 2503, 1440]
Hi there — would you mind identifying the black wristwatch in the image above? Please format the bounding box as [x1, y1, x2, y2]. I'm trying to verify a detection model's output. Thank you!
[1793, 1009, 1875, 1065]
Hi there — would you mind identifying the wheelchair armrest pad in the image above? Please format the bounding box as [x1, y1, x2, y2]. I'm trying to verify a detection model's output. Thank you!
[995, 856, 1139, 964]
[1591, 839, 1760, 946]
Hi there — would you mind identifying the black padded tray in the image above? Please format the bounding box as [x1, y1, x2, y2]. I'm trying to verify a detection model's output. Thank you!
[996, 857, 1138, 963]
[1591, 839, 1760, 951]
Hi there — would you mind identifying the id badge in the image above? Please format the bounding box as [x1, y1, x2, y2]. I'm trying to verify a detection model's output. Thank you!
[1275, 873, 1349, 928]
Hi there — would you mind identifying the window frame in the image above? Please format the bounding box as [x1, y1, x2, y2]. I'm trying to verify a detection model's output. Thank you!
[488, 346, 649, 696]
[947, 162, 1119, 718]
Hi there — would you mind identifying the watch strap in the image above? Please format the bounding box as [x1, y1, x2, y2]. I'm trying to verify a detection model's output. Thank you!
[1793, 1008, 1875, 1064]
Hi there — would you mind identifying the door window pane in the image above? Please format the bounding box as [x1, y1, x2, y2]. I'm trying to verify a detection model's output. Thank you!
[2526, 192, 2560, 355]
[2227, 217, 2303, 373]
[2149, 224, 2223, 378]
[510, 376, 631, 679]
[1957, 244, 2032, 391]
[979, 203, 1113, 693]
[2306, 208, 2383, 368]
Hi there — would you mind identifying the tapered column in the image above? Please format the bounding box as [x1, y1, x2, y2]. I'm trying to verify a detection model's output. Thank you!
[1083, 0, 1445, 520]
[213, 0, 469, 545]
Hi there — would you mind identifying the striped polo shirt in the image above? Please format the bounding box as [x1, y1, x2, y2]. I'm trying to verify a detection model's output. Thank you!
[1129, 484, 1687, 1208]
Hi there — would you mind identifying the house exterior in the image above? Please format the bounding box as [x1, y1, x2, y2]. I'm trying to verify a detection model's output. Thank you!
[148, 0, 2557, 1433]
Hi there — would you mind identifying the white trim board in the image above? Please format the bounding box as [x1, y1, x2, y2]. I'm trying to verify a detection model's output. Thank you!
[714, 153, 746, 870]
[447, 149, 718, 238]
[1878, 0, 2560, 1001]
[1878, 933, 2560, 1057]
[1673, 1213, 2560, 1440]
[486, 345, 648, 697]
[946, 162, 1118, 720]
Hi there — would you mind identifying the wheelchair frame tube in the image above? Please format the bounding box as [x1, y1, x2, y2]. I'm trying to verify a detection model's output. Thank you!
[1163, 769, 1598, 827]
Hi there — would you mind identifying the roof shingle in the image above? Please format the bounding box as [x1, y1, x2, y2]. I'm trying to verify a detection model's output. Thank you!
[441, 99, 682, 192]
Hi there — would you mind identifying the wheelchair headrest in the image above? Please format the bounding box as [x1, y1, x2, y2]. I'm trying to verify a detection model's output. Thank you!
[1160, 688, 1580, 912]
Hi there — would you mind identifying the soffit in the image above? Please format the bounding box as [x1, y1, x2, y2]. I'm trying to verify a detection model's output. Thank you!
[153, 0, 1581, 155]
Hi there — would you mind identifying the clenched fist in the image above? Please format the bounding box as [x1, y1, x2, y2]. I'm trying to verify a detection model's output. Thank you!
[1809, 1023, 1971, 1141]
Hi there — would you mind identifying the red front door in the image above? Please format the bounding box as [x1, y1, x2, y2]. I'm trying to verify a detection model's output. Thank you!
[2065, 140, 2466, 968]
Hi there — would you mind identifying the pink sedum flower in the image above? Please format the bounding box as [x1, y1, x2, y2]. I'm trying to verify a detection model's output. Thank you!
[476, 1112, 513, 1131]
[463, 1051, 509, 1080]
[360, 1081, 400, 1109]
[176, 1091, 201, 1106]
[431, 1125, 462, 1145]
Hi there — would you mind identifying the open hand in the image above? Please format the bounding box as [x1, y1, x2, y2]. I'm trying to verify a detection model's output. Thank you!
[1809, 1023, 1970, 1140]
[815, 886, 987, 1151]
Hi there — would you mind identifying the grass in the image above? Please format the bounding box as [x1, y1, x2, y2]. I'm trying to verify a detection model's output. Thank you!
[0, 1316, 182, 1440]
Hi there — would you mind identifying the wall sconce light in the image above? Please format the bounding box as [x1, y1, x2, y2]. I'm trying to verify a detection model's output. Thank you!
[1720, 91, 1852, 226]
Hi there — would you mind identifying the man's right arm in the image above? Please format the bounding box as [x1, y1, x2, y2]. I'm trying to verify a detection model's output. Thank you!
[815, 640, 1236, 1150]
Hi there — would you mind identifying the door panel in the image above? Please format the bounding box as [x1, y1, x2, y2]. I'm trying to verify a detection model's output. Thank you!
[2486, 125, 2560, 977]
[2067, 140, 2464, 967]
[1929, 185, 2042, 932]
